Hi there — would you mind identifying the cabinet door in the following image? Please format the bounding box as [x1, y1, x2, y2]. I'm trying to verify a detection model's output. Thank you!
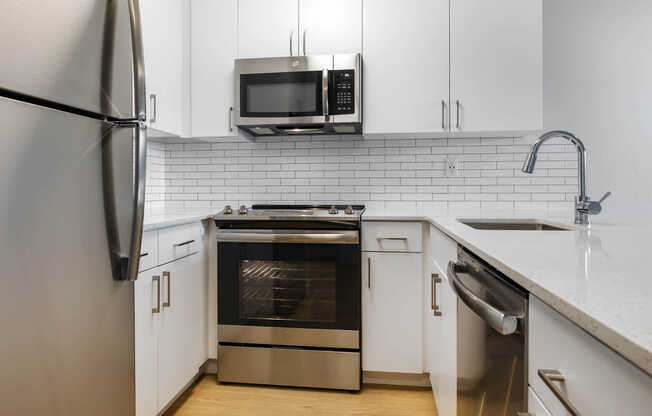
[450, 0, 542, 132]
[135, 268, 163, 416]
[435, 265, 458, 416]
[157, 254, 200, 411]
[191, 0, 237, 137]
[362, 252, 423, 373]
[363, 0, 449, 134]
[140, 0, 190, 136]
[238, 0, 299, 58]
[298, 0, 362, 55]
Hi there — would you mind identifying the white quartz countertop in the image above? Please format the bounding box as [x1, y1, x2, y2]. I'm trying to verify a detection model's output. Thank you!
[363, 207, 652, 377]
[143, 210, 218, 231]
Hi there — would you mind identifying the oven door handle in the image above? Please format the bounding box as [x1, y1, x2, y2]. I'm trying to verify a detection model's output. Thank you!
[447, 261, 519, 335]
[216, 229, 359, 244]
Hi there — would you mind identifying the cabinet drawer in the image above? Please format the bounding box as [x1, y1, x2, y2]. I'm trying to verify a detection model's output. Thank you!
[429, 224, 457, 274]
[529, 296, 652, 415]
[158, 222, 202, 265]
[139, 231, 158, 272]
[362, 221, 422, 252]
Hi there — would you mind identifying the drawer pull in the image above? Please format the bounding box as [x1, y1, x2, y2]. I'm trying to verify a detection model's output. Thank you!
[139, 252, 148, 257]
[376, 236, 408, 241]
[431, 273, 442, 316]
[152, 276, 161, 314]
[538, 369, 582, 416]
[163, 271, 171, 308]
[173, 239, 195, 247]
[367, 256, 371, 289]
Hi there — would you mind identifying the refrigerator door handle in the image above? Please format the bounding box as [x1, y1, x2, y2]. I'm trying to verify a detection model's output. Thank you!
[106, 0, 148, 281]
[126, 0, 147, 123]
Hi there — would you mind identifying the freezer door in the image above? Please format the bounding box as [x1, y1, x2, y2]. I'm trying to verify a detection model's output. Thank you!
[0, 0, 133, 119]
[0, 97, 135, 416]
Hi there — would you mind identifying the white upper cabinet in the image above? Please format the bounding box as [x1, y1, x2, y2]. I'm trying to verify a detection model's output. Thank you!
[140, 0, 190, 137]
[238, 0, 299, 58]
[363, 0, 450, 134]
[450, 0, 542, 132]
[191, 0, 237, 137]
[298, 0, 362, 55]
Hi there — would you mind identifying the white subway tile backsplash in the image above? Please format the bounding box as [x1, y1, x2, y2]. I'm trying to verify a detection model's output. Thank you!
[144, 134, 578, 213]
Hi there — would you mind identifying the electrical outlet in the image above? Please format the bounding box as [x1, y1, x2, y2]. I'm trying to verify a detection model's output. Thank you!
[445, 158, 458, 176]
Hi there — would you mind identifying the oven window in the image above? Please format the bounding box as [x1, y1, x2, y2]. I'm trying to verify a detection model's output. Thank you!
[240, 71, 323, 117]
[239, 260, 336, 322]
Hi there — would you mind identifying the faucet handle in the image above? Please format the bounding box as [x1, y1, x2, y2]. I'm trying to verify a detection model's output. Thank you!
[587, 191, 611, 215]
[598, 191, 612, 204]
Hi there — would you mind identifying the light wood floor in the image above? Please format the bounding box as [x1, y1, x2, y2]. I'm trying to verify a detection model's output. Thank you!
[164, 375, 437, 416]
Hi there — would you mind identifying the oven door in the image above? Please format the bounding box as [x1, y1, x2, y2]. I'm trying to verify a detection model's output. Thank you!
[235, 55, 332, 127]
[218, 230, 360, 343]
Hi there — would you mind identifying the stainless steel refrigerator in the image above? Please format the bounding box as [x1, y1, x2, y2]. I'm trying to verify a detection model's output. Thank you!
[0, 1, 147, 414]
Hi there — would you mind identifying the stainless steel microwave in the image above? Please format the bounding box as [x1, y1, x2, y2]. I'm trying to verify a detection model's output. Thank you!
[234, 54, 361, 137]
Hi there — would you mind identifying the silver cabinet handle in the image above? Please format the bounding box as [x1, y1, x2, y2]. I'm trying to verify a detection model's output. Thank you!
[162, 271, 171, 308]
[538, 369, 582, 416]
[173, 239, 195, 247]
[376, 236, 408, 241]
[456, 100, 461, 129]
[152, 275, 161, 314]
[441, 100, 446, 130]
[431, 273, 442, 316]
[447, 261, 519, 335]
[367, 256, 371, 289]
[302, 29, 307, 55]
[149, 93, 156, 123]
[228, 106, 233, 132]
[289, 30, 294, 56]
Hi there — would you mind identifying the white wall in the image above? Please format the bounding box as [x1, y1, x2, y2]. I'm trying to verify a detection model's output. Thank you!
[544, 0, 652, 222]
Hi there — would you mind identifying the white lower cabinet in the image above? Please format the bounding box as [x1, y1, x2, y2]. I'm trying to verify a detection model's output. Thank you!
[135, 224, 207, 416]
[426, 225, 458, 416]
[362, 251, 423, 373]
[528, 386, 552, 416]
[529, 296, 652, 415]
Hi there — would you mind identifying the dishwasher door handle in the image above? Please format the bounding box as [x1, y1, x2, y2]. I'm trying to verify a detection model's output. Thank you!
[447, 261, 519, 335]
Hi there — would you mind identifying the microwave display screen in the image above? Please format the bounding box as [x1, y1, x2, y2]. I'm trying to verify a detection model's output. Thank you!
[247, 82, 316, 113]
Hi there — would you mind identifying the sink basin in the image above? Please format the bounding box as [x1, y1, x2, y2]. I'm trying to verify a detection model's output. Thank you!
[458, 218, 572, 231]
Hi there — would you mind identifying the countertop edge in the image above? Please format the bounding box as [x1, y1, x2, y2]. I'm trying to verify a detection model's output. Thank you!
[362, 215, 652, 377]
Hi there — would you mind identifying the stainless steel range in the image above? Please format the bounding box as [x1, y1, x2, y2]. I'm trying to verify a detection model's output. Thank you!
[214, 204, 364, 391]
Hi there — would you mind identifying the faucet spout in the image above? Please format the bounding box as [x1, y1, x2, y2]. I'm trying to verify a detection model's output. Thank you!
[521, 130, 607, 225]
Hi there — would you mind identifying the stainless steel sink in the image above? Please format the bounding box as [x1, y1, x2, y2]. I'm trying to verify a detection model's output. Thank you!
[458, 218, 572, 231]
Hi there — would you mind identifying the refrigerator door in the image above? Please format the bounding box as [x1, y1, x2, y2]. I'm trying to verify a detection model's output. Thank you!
[0, 0, 133, 119]
[0, 97, 135, 415]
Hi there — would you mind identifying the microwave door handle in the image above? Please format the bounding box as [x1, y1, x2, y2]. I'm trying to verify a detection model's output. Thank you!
[447, 261, 519, 335]
[322, 69, 329, 117]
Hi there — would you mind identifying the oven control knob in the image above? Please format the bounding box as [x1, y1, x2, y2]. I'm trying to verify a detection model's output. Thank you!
[345, 205, 354, 215]
[238, 205, 248, 215]
[328, 205, 338, 215]
[223, 205, 233, 215]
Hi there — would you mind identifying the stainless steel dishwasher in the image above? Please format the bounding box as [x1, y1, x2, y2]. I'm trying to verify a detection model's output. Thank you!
[448, 246, 528, 415]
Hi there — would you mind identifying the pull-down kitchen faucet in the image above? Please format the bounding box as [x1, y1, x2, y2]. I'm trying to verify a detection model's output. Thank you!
[521, 130, 610, 225]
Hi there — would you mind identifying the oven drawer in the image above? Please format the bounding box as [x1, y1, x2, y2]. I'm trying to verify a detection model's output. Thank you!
[218, 325, 359, 349]
[362, 221, 422, 253]
[218, 345, 360, 391]
[158, 222, 201, 265]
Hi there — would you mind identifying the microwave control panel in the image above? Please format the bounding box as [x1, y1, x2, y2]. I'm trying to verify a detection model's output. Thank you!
[329, 70, 355, 115]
